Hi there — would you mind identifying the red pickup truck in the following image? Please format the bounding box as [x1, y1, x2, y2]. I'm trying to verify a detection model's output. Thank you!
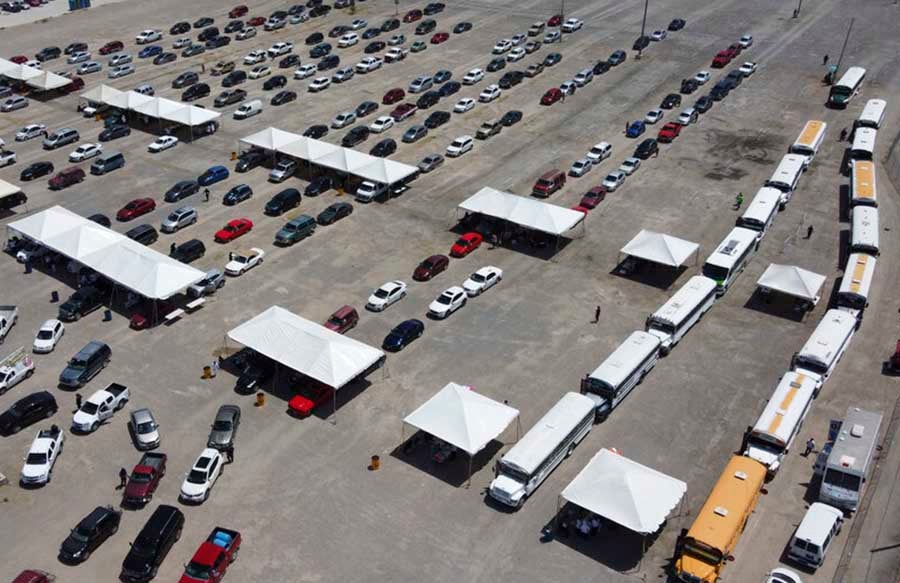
[179, 527, 241, 583]
[122, 452, 167, 507]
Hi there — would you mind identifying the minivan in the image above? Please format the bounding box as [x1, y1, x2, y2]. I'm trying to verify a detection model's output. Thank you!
[408, 75, 433, 93]
[234, 99, 263, 119]
[170, 239, 206, 263]
[126, 224, 159, 245]
[120, 504, 184, 583]
[58, 287, 104, 322]
[324, 305, 359, 333]
[269, 158, 297, 182]
[58, 341, 111, 388]
[586, 142, 612, 163]
[787, 503, 843, 570]
[532, 170, 566, 197]
[43, 128, 80, 150]
[89, 151, 125, 175]
[275, 214, 316, 245]
[160, 207, 198, 233]
[264, 188, 302, 215]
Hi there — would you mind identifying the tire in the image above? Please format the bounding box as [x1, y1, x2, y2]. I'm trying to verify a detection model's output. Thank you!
[25, 369, 33, 378]
[90, 421, 99, 432]
[566, 444, 575, 457]
[110, 523, 119, 535]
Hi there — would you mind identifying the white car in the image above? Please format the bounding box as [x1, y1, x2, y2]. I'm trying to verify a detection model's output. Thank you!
[560, 80, 577, 95]
[268, 41, 294, 58]
[72, 384, 130, 433]
[454, 97, 475, 113]
[507, 47, 525, 62]
[573, 69, 593, 86]
[173, 37, 192, 49]
[645, 109, 664, 124]
[650, 29, 667, 41]
[67, 51, 91, 64]
[367, 280, 408, 311]
[369, 116, 395, 133]
[602, 170, 626, 191]
[109, 54, 132, 67]
[20, 427, 64, 486]
[236, 27, 257, 40]
[739, 61, 758, 76]
[619, 157, 641, 175]
[249, 65, 271, 79]
[586, 142, 612, 163]
[543, 30, 561, 44]
[78, 61, 103, 75]
[694, 70, 711, 85]
[739, 34, 754, 48]
[387, 34, 405, 46]
[428, 286, 467, 319]
[561, 18, 583, 32]
[492, 39, 512, 54]
[225, 248, 265, 275]
[356, 56, 383, 73]
[384, 47, 408, 63]
[338, 33, 359, 48]
[33, 319, 64, 353]
[510, 33, 526, 46]
[180, 448, 224, 503]
[136, 29, 162, 44]
[462, 68, 484, 85]
[446, 135, 474, 157]
[677, 108, 698, 125]
[569, 158, 593, 177]
[332, 67, 355, 83]
[148, 135, 178, 152]
[462, 266, 502, 296]
[108, 64, 134, 78]
[766, 568, 802, 583]
[243, 50, 267, 65]
[309, 76, 331, 92]
[0, 149, 15, 168]
[350, 18, 367, 30]
[332, 111, 357, 129]
[294, 63, 318, 79]
[16, 124, 47, 141]
[479, 84, 501, 102]
[68, 143, 102, 162]
[1, 96, 28, 112]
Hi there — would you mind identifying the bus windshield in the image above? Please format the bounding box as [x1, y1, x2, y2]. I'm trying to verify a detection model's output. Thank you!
[584, 377, 616, 399]
[794, 355, 828, 375]
[498, 461, 529, 484]
[823, 468, 861, 492]
[683, 538, 723, 565]
[702, 264, 730, 282]
[838, 293, 866, 310]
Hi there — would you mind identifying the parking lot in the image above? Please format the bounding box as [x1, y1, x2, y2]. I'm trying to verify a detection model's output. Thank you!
[1, 0, 900, 581]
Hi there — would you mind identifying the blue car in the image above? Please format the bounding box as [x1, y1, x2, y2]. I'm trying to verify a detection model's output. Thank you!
[198, 165, 230, 186]
[626, 120, 646, 138]
[382, 319, 425, 351]
[138, 45, 163, 59]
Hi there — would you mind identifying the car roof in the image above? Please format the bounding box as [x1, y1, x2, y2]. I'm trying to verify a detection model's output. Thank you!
[443, 286, 465, 294]
[39, 319, 61, 330]
[131, 407, 155, 423]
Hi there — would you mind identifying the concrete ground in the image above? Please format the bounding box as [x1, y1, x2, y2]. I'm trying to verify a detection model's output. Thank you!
[0, 0, 899, 582]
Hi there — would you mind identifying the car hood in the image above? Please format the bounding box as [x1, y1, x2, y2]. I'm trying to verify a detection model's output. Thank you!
[428, 300, 450, 313]
[124, 479, 152, 497]
[207, 429, 231, 446]
[122, 550, 154, 576]
[462, 279, 482, 293]
[33, 338, 55, 350]
[225, 260, 246, 272]
[383, 333, 405, 349]
[59, 367, 82, 384]
[367, 295, 387, 306]
[181, 479, 208, 497]
[72, 410, 96, 426]
[413, 267, 430, 279]
[21, 462, 48, 479]
[450, 243, 467, 254]
[137, 429, 160, 445]
[60, 534, 88, 558]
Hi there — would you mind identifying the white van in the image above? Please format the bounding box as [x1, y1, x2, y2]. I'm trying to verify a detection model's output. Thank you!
[645, 276, 717, 355]
[818, 407, 882, 512]
[850, 205, 879, 256]
[836, 253, 876, 320]
[850, 159, 877, 207]
[743, 371, 817, 476]
[789, 120, 827, 167]
[765, 154, 807, 207]
[586, 142, 612, 163]
[787, 503, 844, 569]
[736, 187, 781, 238]
[701, 227, 759, 295]
[849, 127, 876, 161]
[855, 98, 886, 130]
[233, 99, 262, 120]
[581, 331, 660, 420]
[791, 309, 856, 391]
[488, 392, 595, 508]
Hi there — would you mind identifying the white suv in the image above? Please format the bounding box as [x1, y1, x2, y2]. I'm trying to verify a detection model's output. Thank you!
[180, 448, 224, 503]
[243, 50, 267, 65]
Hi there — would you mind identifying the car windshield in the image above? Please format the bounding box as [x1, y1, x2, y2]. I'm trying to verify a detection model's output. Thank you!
[26, 452, 47, 465]
[70, 527, 91, 542]
[130, 471, 151, 483]
[185, 563, 212, 579]
[436, 294, 452, 305]
[232, 255, 248, 263]
[187, 469, 207, 484]
[68, 358, 88, 371]
[80, 402, 99, 414]
[470, 273, 486, 283]
[136, 421, 156, 433]
[212, 420, 232, 431]
[37, 330, 54, 340]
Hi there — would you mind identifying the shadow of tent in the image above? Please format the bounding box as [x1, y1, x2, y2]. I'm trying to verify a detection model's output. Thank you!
[610, 261, 687, 290]
[743, 288, 808, 322]
[390, 431, 504, 488]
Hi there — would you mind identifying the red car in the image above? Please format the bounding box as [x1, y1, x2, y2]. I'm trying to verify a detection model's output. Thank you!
[214, 218, 253, 242]
[726, 43, 742, 57]
[324, 305, 358, 333]
[229, 4, 248, 18]
[571, 205, 590, 214]
[10, 55, 29, 64]
[48, 167, 85, 190]
[382, 87, 405, 105]
[413, 254, 449, 281]
[246, 16, 265, 26]
[658, 122, 682, 142]
[99, 41, 124, 55]
[430, 32, 450, 44]
[540, 87, 563, 105]
[711, 50, 732, 68]
[288, 379, 334, 417]
[117, 198, 156, 221]
[450, 232, 483, 257]
[178, 527, 241, 583]
[390, 102, 417, 122]
[122, 452, 167, 506]
[11, 570, 53, 583]
[548, 14, 563, 26]
[403, 9, 423, 23]
[579, 186, 606, 209]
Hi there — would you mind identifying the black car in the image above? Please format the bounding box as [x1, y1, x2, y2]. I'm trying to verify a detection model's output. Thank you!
[172, 71, 198, 89]
[222, 70, 247, 87]
[592, 60, 611, 75]
[501, 110, 523, 127]
[416, 91, 440, 110]
[310, 4, 330, 17]
[169, 21, 190, 35]
[498, 71, 524, 89]
[365, 41, 386, 54]
[660, 93, 682, 109]
[668, 18, 686, 31]
[235, 150, 265, 172]
[317, 54, 339, 71]
[710, 81, 730, 101]
[153, 52, 177, 65]
[726, 69, 744, 86]
[36, 46, 62, 62]
[424, 2, 445, 15]
[198, 26, 220, 42]
[370, 138, 397, 158]
[215, 89, 247, 107]
[164, 180, 199, 202]
[288, 4, 306, 16]
[380, 18, 400, 32]
[608, 50, 627, 65]
[382, 319, 424, 351]
[634, 138, 659, 159]
[328, 24, 350, 38]
[87, 213, 111, 227]
[633, 35, 650, 51]
[305, 175, 333, 196]
[264, 188, 302, 216]
[694, 95, 713, 113]
[120, 505, 184, 583]
[170, 239, 205, 263]
[223, 184, 253, 205]
[181, 83, 210, 101]
[453, 21, 473, 34]
[193, 16, 214, 28]
[224, 19, 244, 33]
[20, 161, 54, 181]
[0, 391, 57, 435]
[355, 100, 379, 117]
[303, 124, 329, 139]
[342, 125, 370, 147]
[415, 19, 437, 35]
[310, 42, 332, 58]
[279, 54, 301, 68]
[98, 124, 131, 142]
[487, 57, 506, 72]
[306, 31, 325, 45]
[65, 42, 88, 55]
[236, 353, 274, 393]
[433, 69, 452, 84]
[205, 35, 231, 49]
[438, 81, 460, 97]
[424, 110, 451, 129]
[263, 75, 287, 90]
[271, 90, 298, 106]
[362, 28, 381, 40]
[271, 9, 288, 20]
[317, 202, 353, 225]
[543, 52, 562, 67]
[680, 78, 699, 94]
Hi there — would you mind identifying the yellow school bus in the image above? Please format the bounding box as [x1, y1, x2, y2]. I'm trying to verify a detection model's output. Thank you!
[674, 456, 767, 582]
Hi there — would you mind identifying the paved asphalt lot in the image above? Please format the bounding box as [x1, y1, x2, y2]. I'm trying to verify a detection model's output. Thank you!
[1, 0, 899, 582]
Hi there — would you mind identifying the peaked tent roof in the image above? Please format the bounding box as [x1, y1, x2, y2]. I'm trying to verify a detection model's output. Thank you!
[80, 83, 124, 103]
[106, 89, 154, 110]
[2, 63, 43, 81]
[756, 263, 826, 301]
[133, 96, 185, 118]
[457, 187, 585, 236]
[27, 70, 72, 90]
[403, 382, 519, 456]
[241, 127, 305, 151]
[162, 104, 221, 127]
[561, 449, 687, 534]
[0, 58, 15, 75]
[619, 229, 699, 267]
[227, 306, 385, 389]
[0, 178, 23, 198]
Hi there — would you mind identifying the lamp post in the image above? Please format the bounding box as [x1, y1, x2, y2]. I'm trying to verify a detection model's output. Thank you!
[637, 0, 649, 59]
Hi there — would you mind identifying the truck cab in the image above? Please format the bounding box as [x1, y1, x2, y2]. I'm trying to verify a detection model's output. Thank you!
[123, 452, 167, 506]
[0, 347, 34, 394]
[179, 527, 241, 583]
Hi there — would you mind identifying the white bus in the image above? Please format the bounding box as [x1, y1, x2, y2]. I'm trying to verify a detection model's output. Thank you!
[645, 275, 717, 355]
[743, 371, 818, 476]
[581, 331, 661, 421]
[789, 120, 828, 168]
[702, 227, 759, 295]
[828, 66, 866, 107]
[850, 160, 877, 207]
[488, 392, 595, 508]
[836, 253, 876, 320]
[765, 154, 807, 207]
[818, 407, 883, 512]
[736, 187, 781, 238]
[850, 205, 879, 256]
[849, 127, 876, 161]
[855, 98, 886, 130]
[791, 309, 856, 391]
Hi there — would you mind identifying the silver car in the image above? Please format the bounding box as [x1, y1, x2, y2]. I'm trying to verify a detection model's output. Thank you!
[160, 206, 197, 233]
[188, 268, 226, 297]
[418, 153, 444, 173]
[108, 64, 135, 78]
[129, 408, 161, 450]
[77, 61, 102, 74]
[67, 51, 91, 64]
[109, 53, 133, 67]
[207, 404, 241, 449]
[1, 96, 28, 112]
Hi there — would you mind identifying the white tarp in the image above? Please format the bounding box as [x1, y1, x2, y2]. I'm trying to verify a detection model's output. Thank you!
[561, 449, 687, 534]
[80, 84, 123, 103]
[241, 127, 306, 151]
[227, 306, 385, 389]
[133, 96, 185, 119]
[163, 104, 221, 127]
[106, 90, 154, 110]
[0, 178, 22, 198]
[27, 71, 72, 91]
[8, 206, 205, 299]
[403, 382, 519, 456]
[1, 63, 42, 81]
[457, 187, 585, 236]
[80, 89, 220, 127]
[757, 264, 826, 302]
[620, 229, 699, 267]
[0, 58, 15, 75]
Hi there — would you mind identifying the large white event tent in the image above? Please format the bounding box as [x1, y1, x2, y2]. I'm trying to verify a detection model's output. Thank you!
[0, 178, 23, 199]
[7, 206, 205, 300]
[457, 187, 586, 237]
[559, 449, 686, 535]
[619, 229, 700, 268]
[756, 263, 826, 305]
[403, 382, 520, 484]
[0, 58, 72, 91]
[79, 85, 221, 135]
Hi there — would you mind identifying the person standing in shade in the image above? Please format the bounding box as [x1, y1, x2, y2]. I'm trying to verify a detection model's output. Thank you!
[823, 54, 829, 66]
[75, 393, 82, 412]
[204, 188, 210, 202]
[118, 467, 128, 489]
[170, 241, 177, 254]
[225, 445, 234, 464]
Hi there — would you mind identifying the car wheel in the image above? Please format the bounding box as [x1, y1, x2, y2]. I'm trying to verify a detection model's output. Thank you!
[110, 522, 119, 535]
[566, 443, 575, 457]
[91, 422, 99, 432]
[25, 369, 33, 378]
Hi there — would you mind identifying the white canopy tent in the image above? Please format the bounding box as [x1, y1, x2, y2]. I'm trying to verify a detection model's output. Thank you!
[756, 264, 826, 304]
[79, 87, 221, 133]
[560, 448, 687, 534]
[27, 70, 73, 91]
[80, 83, 124, 103]
[0, 57, 73, 90]
[457, 187, 585, 237]
[0, 178, 22, 199]
[619, 229, 699, 268]
[7, 206, 205, 299]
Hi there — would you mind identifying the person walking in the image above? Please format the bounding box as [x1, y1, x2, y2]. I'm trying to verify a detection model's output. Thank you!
[75, 393, 82, 412]
[212, 358, 220, 377]
[823, 54, 829, 66]
[840, 127, 848, 142]
[204, 188, 210, 202]
[118, 467, 128, 489]
[593, 305, 601, 323]
[735, 192, 744, 209]
[806, 225, 814, 239]
[804, 437, 816, 457]
[225, 445, 234, 464]
[170, 241, 177, 254]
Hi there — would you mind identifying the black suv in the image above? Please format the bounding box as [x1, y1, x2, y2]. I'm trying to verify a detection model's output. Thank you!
[0, 391, 57, 435]
[680, 78, 699, 94]
[222, 70, 247, 87]
[120, 505, 184, 583]
[694, 95, 713, 113]
[416, 91, 441, 109]
[593, 60, 611, 75]
[632, 35, 650, 51]
[498, 70, 524, 89]
[206, 35, 231, 49]
[172, 71, 198, 89]
[198, 26, 220, 42]
[303, 124, 328, 139]
[634, 138, 659, 159]
[310, 42, 332, 58]
[487, 57, 506, 72]
[305, 175, 333, 196]
[235, 150, 265, 172]
[365, 41, 386, 54]
[263, 75, 287, 90]
[305, 32, 324, 45]
[342, 126, 370, 147]
[264, 188, 302, 216]
[424, 110, 451, 129]
[370, 138, 397, 158]
[710, 81, 730, 101]
[170, 240, 206, 264]
[125, 224, 159, 246]
[36, 46, 62, 62]
[59, 506, 122, 564]
[317, 54, 339, 71]
[182, 83, 210, 102]
[660, 93, 682, 109]
[415, 19, 437, 35]
[726, 69, 744, 87]
[380, 18, 400, 32]
[20, 161, 54, 181]
[58, 286, 104, 322]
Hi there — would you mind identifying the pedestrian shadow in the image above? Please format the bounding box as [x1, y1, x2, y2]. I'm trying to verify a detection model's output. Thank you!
[390, 431, 503, 488]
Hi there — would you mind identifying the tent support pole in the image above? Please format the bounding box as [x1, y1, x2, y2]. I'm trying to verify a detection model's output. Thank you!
[516, 417, 521, 442]
[466, 455, 473, 489]
[331, 389, 337, 426]
[555, 495, 562, 529]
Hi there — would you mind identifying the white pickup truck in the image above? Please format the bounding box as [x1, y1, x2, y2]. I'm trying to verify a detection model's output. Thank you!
[71, 382, 130, 433]
[0, 347, 34, 395]
[20, 425, 65, 486]
[0, 305, 17, 344]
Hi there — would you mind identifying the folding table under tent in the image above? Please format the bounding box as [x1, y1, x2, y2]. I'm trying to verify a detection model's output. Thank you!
[756, 264, 826, 306]
[618, 229, 700, 268]
[402, 382, 520, 486]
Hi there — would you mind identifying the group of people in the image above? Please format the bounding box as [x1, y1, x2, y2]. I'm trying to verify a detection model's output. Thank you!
[558, 508, 608, 539]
